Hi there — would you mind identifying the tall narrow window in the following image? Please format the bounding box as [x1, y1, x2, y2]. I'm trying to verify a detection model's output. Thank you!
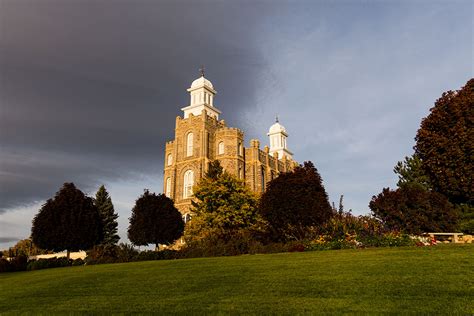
[218, 141, 224, 155]
[261, 166, 265, 192]
[238, 142, 243, 156]
[239, 166, 243, 179]
[186, 132, 193, 157]
[165, 177, 171, 197]
[167, 153, 173, 166]
[183, 170, 194, 198]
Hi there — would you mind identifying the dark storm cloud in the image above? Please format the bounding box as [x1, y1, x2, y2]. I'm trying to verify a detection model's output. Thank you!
[0, 0, 268, 212]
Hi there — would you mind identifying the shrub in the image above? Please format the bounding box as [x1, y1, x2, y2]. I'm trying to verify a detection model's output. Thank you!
[0, 258, 11, 273]
[85, 243, 139, 265]
[288, 243, 305, 252]
[72, 258, 85, 266]
[135, 249, 180, 261]
[86, 244, 120, 265]
[180, 233, 303, 258]
[9, 255, 28, 272]
[306, 210, 416, 250]
[26, 257, 72, 271]
[369, 185, 459, 234]
[116, 243, 139, 262]
[181, 232, 264, 258]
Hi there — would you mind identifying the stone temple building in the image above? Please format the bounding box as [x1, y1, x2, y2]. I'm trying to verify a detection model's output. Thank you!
[163, 72, 298, 217]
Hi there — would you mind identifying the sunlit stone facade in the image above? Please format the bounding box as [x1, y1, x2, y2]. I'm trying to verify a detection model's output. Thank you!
[163, 73, 297, 216]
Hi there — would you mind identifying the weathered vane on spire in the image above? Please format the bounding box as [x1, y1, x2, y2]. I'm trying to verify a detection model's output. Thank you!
[199, 65, 205, 77]
[275, 115, 279, 123]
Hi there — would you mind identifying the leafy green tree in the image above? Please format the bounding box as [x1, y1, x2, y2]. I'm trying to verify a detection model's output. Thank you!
[185, 161, 262, 242]
[414, 79, 473, 205]
[95, 185, 120, 245]
[5, 239, 50, 257]
[259, 161, 332, 241]
[31, 183, 102, 258]
[393, 154, 431, 190]
[369, 185, 458, 234]
[128, 190, 184, 249]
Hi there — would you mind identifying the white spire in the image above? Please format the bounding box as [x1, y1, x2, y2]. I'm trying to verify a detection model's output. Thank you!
[181, 68, 221, 119]
[267, 117, 293, 160]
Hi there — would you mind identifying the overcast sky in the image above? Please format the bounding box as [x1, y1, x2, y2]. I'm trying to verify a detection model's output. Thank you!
[1, 0, 472, 249]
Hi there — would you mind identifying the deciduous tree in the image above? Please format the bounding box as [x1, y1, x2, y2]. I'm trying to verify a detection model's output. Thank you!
[414, 79, 473, 205]
[31, 183, 102, 258]
[185, 161, 262, 242]
[259, 161, 332, 241]
[128, 191, 184, 249]
[369, 185, 458, 234]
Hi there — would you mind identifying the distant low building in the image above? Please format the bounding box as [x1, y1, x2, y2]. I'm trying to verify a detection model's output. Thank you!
[163, 71, 298, 216]
[29, 251, 86, 261]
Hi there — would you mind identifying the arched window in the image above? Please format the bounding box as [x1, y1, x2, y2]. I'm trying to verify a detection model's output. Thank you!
[238, 142, 243, 156]
[218, 141, 224, 155]
[186, 132, 193, 157]
[167, 153, 173, 166]
[165, 177, 171, 197]
[183, 170, 194, 198]
[261, 166, 265, 192]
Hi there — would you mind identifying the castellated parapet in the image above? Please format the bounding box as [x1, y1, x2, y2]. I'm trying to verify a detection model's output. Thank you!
[163, 73, 297, 216]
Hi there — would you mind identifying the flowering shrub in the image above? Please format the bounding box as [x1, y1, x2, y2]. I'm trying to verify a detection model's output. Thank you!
[306, 211, 415, 250]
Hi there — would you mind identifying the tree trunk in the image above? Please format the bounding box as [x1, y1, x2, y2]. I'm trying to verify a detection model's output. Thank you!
[66, 249, 70, 259]
[155, 243, 159, 251]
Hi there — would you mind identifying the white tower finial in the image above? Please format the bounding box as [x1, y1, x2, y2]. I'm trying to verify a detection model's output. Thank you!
[267, 118, 293, 160]
[181, 69, 221, 119]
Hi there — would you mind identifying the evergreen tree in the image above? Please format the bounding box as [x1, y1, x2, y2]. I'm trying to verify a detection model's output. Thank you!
[31, 183, 102, 258]
[128, 190, 184, 249]
[95, 185, 120, 245]
[393, 154, 431, 190]
[259, 161, 332, 241]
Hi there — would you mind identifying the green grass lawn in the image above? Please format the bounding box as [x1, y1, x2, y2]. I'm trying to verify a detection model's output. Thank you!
[1, 245, 473, 314]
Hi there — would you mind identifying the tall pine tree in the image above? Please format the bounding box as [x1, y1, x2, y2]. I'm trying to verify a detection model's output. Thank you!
[95, 185, 120, 245]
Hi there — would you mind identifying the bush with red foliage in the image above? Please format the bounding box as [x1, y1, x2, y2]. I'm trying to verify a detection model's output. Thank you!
[369, 185, 458, 234]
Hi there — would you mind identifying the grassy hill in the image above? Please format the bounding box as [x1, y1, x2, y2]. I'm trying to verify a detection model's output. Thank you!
[0, 245, 472, 314]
